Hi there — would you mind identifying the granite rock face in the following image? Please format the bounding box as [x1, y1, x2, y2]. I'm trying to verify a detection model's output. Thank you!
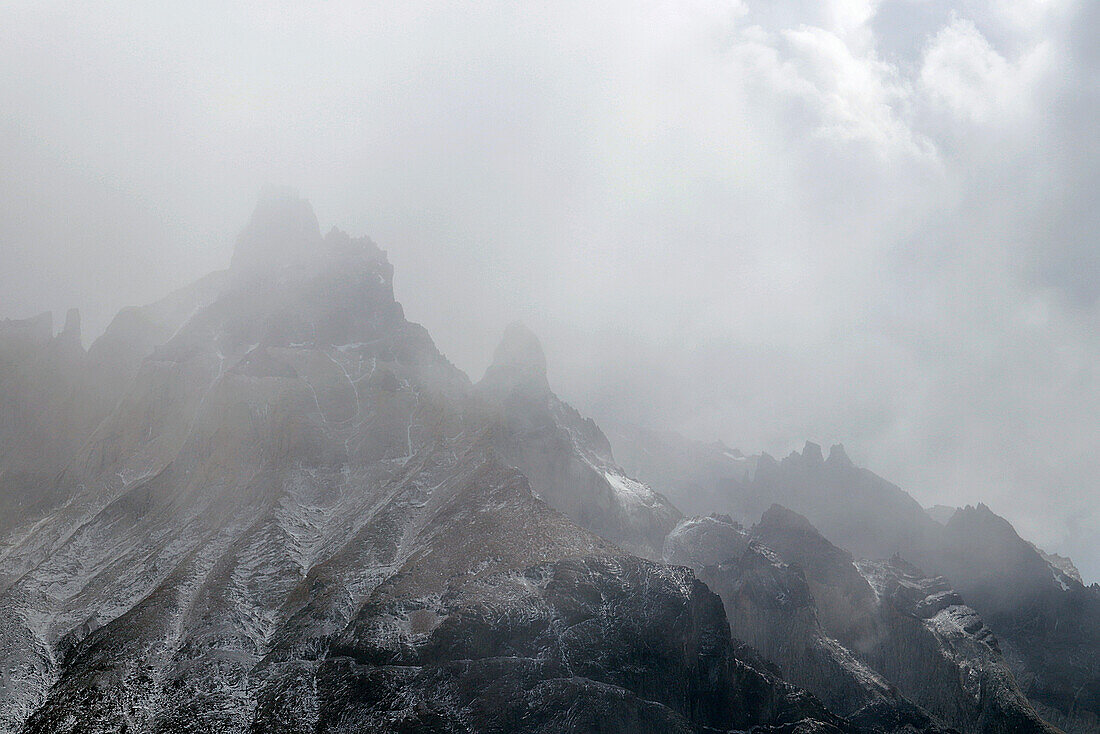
[664, 513, 952, 734]
[665, 505, 1058, 734]
[753, 506, 1056, 734]
[613, 427, 1096, 733]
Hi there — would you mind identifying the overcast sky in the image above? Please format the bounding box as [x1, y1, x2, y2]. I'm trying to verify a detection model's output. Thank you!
[2, 0, 1099, 579]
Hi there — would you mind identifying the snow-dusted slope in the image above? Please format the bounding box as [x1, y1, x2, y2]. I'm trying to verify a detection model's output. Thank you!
[664, 513, 952, 733]
[752, 505, 1058, 734]
[614, 426, 1098, 733]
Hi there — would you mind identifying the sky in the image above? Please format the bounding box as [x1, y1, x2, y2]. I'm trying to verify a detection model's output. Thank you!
[2, 0, 1099, 579]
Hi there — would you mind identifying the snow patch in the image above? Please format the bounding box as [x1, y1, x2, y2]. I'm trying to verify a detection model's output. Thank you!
[602, 471, 658, 508]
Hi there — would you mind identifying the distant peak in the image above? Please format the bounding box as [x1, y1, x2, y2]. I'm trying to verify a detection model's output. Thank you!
[61, 308, 81, 342]
[801, 441, 824, 464]
[0, 312, 53, 346]
[826, 443, 850, 466]
[949, 502, 1018, 536]
[757, 503, 818, 533]
[477, 322, 551, 400]
[925, 504, 959, 525]
[490, 322, 547, 378]
[230, 188, 323, 277]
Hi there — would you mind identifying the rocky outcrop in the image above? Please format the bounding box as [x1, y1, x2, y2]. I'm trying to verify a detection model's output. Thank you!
[853, 557, 1057, 734]
[317, 551, 851, 734]
[752, 506, 1058, 734]
[930, 505, 1100, 734]
[612, 426, 1095, 732]
[1031, 546, 1083, 586]
[661, 503, 1059, 733]
[475, 323, 681, 558]
[665, 513, 951, 733]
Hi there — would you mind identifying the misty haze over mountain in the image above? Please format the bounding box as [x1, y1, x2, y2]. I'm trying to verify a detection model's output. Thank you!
[4, 1, 1100, 580]
[5, 1, 1099, 582]
[5, 183, 1100, 733]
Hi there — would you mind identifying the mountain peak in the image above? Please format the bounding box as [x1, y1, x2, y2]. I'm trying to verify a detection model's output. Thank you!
[0, 311, 53, 348]
[925, 505, 959, 525]
[60, 308, 81, 343]
[230, 187, 323, 277]
[490, 322, 547, 378]
[757, 503, 818, 533]
[827, 443, 851, 466]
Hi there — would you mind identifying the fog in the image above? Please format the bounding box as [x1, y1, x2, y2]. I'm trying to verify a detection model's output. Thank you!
[2, 1, 1099, 579]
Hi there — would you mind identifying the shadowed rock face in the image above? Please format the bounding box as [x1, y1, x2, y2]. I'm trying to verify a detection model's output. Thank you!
[315, 554, 850, 734]
[752, 506, 1058, 734]
[612, 426, 1096, 733]
[931, 506, 1100, 734]
[665, 513, 952, 734]
[1, 196, 856, 734]
[748, 470, 1100, 734]
[665, 506, 1059, 734]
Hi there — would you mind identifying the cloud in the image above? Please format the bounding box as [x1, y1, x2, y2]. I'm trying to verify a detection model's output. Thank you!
[920, 17, 1016, 123]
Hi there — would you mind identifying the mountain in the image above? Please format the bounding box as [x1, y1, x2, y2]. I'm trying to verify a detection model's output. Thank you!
[752, 505, 1056, 734]
[611, 427, 1099, 733]
[665, 505, 1056, 734]
[929, 505, 1100, 734]
[0, 271, 227, 545]
[664, 513, 941, 729]
[474, 322, 681, 557]
[0, 192, 863, 734]
[2, 192, 1092, 733]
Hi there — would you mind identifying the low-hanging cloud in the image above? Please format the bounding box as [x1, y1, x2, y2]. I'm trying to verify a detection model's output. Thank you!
[1, 0, 1098, 578]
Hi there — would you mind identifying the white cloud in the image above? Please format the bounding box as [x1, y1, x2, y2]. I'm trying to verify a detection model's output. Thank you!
[921, 18, 1013, 122]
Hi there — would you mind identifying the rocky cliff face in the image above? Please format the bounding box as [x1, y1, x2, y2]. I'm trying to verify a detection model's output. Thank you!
[664, 506, 1060, 734]
[931, 505, 1100, 734]
[752, 505, 1056, 734]
[475, 323, 681, 558]
[0, 192, 467, 731]
[663, 514, 932, 728]
[613, 426, 1096, 733]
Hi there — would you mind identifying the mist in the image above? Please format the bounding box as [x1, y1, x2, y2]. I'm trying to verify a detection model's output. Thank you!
[3, 0, 1099, 580]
